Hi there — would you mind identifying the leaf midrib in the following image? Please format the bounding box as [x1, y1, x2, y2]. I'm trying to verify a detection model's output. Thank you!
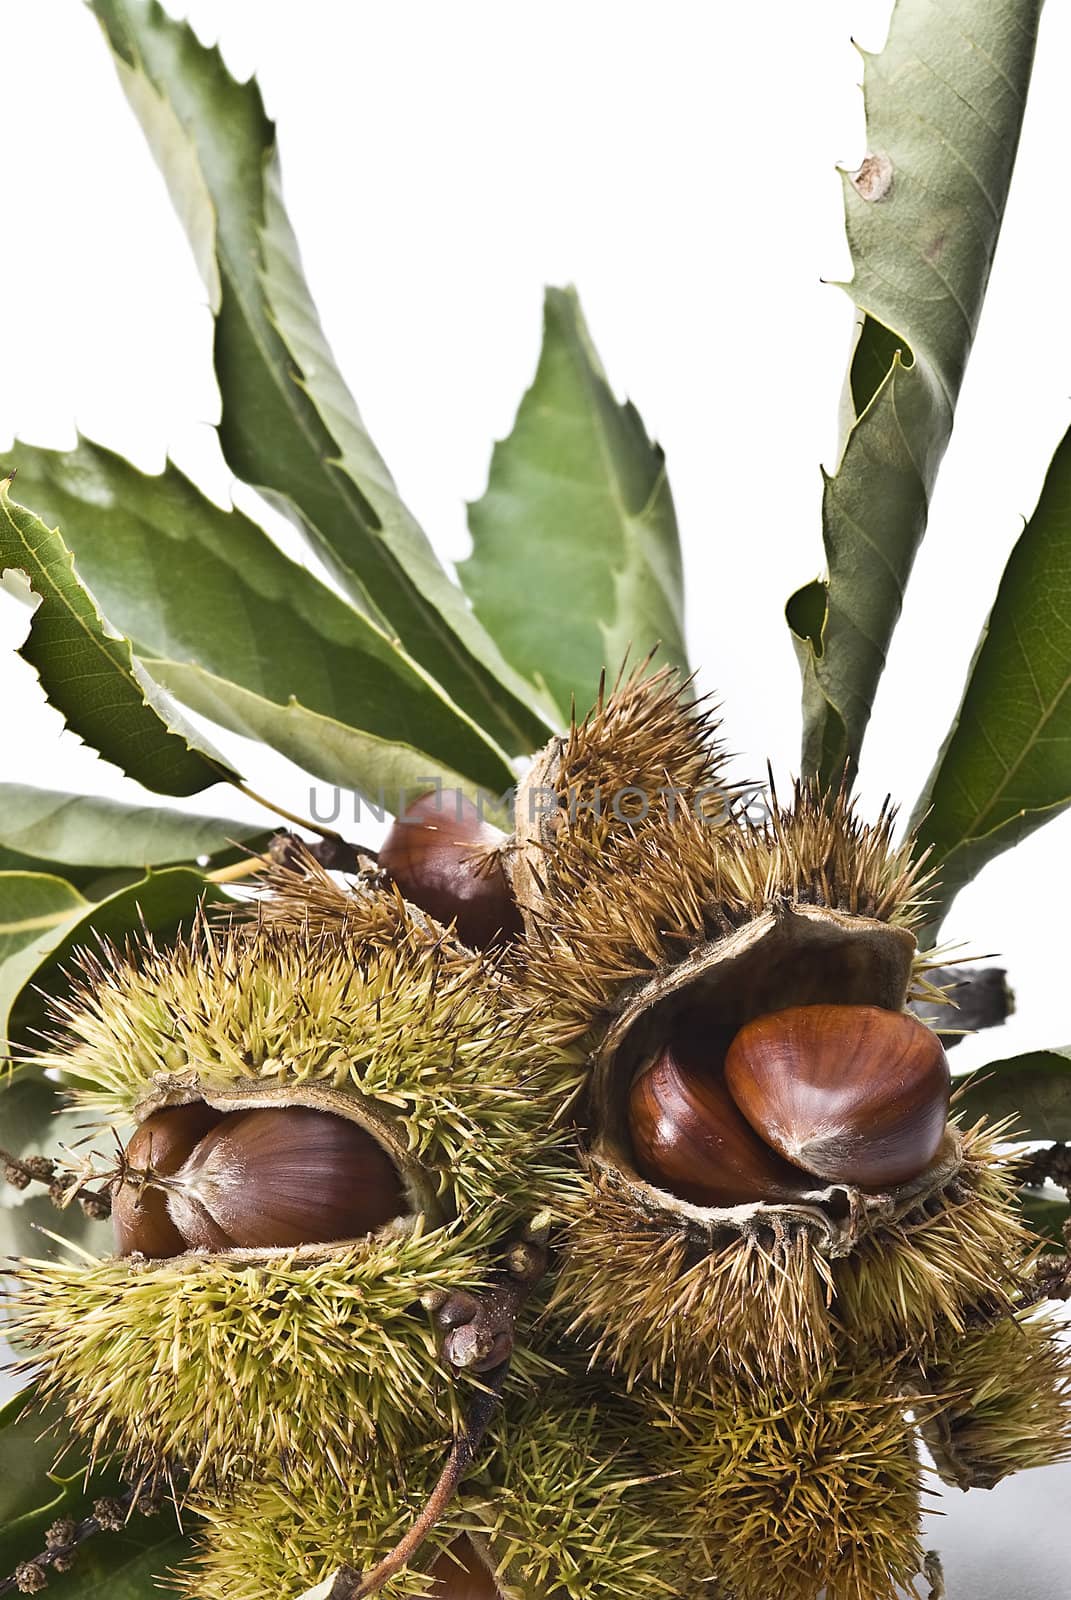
[949, 665, 1071, 844]
[217, 231, 538, 756]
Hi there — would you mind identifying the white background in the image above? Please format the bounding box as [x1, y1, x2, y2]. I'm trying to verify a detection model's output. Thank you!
[2, 2, 1071, 1593]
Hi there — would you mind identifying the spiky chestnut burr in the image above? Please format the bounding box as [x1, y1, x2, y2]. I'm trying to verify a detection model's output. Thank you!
[183, 1364, 688, 1600]
[7, 914, 582, 1490]
[506, 671, 1024, 1387]
[639, 1365, 928, 1600]
[379, 789, 522, 950]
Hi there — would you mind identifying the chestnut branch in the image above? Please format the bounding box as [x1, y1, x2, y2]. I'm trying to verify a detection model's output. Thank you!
[0, 1486, 161, 1596]
[327, 1366, 508, 1600]
[0, 1147, 112, 1221]
[909, 966, 1012, 1048]
[1014, 1142, 1071, 1195]
[327, 1221, 551, 1599]
[924, 1550, 946, 1600]
[269, 831, 378, 873]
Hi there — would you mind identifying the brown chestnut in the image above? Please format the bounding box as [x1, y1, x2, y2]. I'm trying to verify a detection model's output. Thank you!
[724, 1003, 950, 1190]
[165, 1106, 408, 1251]
[628, 1034, 813, 1207]
[378, 788, 523, 950]
[424, 1536, 501, 1598]
[112, 1102, 224, 1258]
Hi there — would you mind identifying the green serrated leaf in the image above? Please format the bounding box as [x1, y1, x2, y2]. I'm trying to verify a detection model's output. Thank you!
[955, 1048, 1071, 1142]
[461, 286, 688, 721]
[0, 1388, 190, 1596]
[0, 785, 268, 881]
[0, 873, 88, 1059]
[89, 0, 555, 758]
[787, 0, 1042, 787]
[140, 657, 500, 802]
[4, 436, 517, 796]
[0, 481, 233, 798]
[1, 866, 224, 1060]
[910, 426, 1071, 932]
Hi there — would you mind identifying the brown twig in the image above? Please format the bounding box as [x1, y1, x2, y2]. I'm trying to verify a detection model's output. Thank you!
[328, 1366, 508, 1600]
[329, 1223, 551, 1598]
[909, 965, 1013, 1049]
[269, 831, 379, 873]
[1014, 1143, 1071, 1194]
[0, 1486, 162, 1595]
[0, 1148, 112, 1220]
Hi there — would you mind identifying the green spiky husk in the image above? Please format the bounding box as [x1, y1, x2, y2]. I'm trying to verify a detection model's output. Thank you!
[920, 1305, 1071, 1489]
[185, 1370, 688, 1600]
[548, 1124, 1028, 1388]
[185, 1429, 468, 1600]
[5, 1221, 505, 1487]
[641, 1366, 926, 1600]
[39, 915, 584, 1224]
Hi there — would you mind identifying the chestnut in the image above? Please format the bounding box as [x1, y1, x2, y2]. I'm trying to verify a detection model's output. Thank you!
[378, 788, 523, 950]
[628, 1035, 813, 1208]
[164, 1106, 408, 1251]
[114, 1105, 407, 1258]
[112, 1102, 224, 1258]
[724, 1003, 950, 1191]
[425, 1536, 501, 1598]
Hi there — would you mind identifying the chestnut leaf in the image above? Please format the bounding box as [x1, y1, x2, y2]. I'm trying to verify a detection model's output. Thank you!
[0, 482, 233, 798]
[787, 0, 1043, 789]
[462, 286, 689, 724]
[0, 865, 227, 1061]
[955, 1047, 1071, 1143]
[0, 785, 269, 886]
[89, 0, 554, 759]
[4, 437, 517, 797]
[910, 426, 1071, 936]
[0, 872, 87, 1063]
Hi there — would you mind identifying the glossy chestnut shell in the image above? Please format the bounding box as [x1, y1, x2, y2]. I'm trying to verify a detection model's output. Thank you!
[379, 788, 523, 950]
[724, 1003, 950, 1190]
[425, 1536, 501, 1598]
[115, 1104, 407, 1258]
[112, 1102, 224, 1258]
[628, 1029, 812, 1207]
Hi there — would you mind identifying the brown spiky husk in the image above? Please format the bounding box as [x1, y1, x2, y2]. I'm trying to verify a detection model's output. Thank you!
[513, 779, 931, 1044]
[641, 1366, 927, 1600]
[919, 1304, 1071, 1490]
[547, 1124, 1028, 1389]
[509, 661, 729, 930]
[245, 840, 433, 946]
